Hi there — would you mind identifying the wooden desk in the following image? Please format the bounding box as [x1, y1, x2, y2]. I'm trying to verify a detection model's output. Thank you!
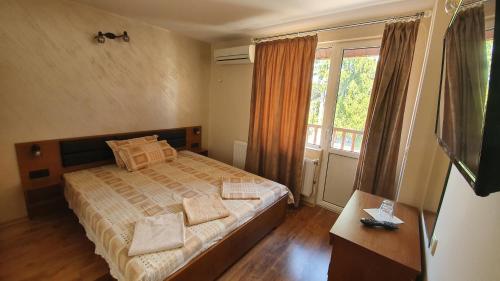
[328, 191, 421, 281]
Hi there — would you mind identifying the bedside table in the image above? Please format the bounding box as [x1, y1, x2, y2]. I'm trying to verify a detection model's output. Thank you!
[193, 149, 208, 156]
[15, 141, 67, 219]
[24, 184, 66, 219]
[328, 191, 421, 281]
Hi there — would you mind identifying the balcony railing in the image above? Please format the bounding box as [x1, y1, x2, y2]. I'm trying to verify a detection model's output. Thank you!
[306, 124, 364, 153]
[306, 124, 323, 147]
[331, 127, 364, 152]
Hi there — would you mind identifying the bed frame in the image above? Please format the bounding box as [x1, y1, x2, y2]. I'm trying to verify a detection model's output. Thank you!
[15, 126, 203, 217]
[168, 195, 287, 281]
[14, 126, 288, 281]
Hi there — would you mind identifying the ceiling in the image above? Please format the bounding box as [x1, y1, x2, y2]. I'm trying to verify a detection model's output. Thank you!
[74, 0, 434, 42]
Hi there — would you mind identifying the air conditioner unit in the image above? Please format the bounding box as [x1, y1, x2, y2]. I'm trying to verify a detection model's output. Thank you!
[214, 45, 255, 64]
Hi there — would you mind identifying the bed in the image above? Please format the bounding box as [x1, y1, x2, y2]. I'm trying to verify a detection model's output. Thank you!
[14, 126, 291, 281]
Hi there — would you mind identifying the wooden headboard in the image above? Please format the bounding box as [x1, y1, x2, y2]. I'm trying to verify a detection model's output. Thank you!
[15, 126, 202, 217]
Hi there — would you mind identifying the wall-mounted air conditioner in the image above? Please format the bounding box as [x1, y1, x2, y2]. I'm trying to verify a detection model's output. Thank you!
[214, 45, 255, 64]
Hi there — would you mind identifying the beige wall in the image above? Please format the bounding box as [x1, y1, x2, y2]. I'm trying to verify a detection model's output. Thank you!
[396, 18, 431, 190]
[423, 166, 500, 281]
[208, 39, 254, 165]
[0, 0, 211, 223]
[397, 0, 452, 207]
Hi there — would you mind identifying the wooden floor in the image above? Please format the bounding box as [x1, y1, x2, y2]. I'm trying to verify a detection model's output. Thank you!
[0, 205, 338, 281]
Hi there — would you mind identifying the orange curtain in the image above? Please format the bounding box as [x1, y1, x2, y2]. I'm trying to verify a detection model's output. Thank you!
[246, 35, 318, 206]
[354, 20, 420, 199]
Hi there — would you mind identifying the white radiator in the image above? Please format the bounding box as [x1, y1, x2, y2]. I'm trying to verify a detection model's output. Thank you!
[301, 158, 319, 197]
[233, 141, 247, 169]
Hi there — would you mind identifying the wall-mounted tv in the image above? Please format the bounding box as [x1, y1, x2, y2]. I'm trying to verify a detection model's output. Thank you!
[436, 0, 499, 196]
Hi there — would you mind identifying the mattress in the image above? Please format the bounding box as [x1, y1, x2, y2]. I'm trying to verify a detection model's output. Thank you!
[64, 150, 290, 281]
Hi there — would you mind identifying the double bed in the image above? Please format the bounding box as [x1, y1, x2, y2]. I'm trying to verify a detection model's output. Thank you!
[15, 126, 290, 281]
[65, 150, 289, 281]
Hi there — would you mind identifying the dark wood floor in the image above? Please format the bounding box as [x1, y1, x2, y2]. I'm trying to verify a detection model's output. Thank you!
[0, 205, 338, 281]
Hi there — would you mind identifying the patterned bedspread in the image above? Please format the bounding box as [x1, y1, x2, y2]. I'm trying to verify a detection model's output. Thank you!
[64, 150, 290, 281]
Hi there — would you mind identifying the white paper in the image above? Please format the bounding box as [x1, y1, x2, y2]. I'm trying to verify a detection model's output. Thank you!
[363, 208, 404, 224]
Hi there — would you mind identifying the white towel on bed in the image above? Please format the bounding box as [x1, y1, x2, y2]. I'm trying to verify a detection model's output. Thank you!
[182, 194, 230, 225]
[128, 212, 185, 256]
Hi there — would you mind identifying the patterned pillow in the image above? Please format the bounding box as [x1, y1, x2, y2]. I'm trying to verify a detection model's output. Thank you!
[118, 140, 177, 171]
[106, 135, 158, 168]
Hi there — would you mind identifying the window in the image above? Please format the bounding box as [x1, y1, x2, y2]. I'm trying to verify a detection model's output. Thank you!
[306, 48, 331, 148]
[305, 45, 380, 153]
[331, 47, 380, 153]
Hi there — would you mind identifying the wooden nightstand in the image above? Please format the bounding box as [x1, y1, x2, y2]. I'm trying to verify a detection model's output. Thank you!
[24, 184, 66, 219]
[328, 191, 421, 281]
[15, 141, 67, 219]
[191, 148, 208, 157]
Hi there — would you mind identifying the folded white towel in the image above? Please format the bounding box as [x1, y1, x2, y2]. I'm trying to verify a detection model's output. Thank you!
[128, 212, 185, 256]
[221, 177, 265, 200]
[182, 194, 230, 225]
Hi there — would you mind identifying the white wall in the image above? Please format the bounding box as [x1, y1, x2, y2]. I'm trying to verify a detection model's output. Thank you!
[0, 0, 211, 223]
[208, 39, 254, 165]
[423, 166, 500, 281]
[397, 0, 452, 207]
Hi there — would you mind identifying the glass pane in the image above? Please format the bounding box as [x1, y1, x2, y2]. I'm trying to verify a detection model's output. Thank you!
[314, 127, 322, 146]
[331, 47, 380, 152]
[306, 126, 322, 146]
[306, 47, 331, 147]
[306, 126, 315, 145]
[332, 130, 342, 149]
[344, 133, 353, 151]
[353, 134, 363, 153]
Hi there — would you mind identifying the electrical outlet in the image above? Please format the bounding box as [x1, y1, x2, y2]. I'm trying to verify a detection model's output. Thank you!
[430, 234, 438, 256]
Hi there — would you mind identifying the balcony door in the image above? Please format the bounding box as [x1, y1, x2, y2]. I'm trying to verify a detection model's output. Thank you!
[315, 39, 381, 212]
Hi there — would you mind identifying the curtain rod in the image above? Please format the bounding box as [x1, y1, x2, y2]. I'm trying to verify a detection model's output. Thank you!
[252, 11, 430, 43]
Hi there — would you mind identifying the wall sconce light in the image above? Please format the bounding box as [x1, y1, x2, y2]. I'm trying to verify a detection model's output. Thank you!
[31, 144, 41, 157]
[95, 31, 129, 43]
